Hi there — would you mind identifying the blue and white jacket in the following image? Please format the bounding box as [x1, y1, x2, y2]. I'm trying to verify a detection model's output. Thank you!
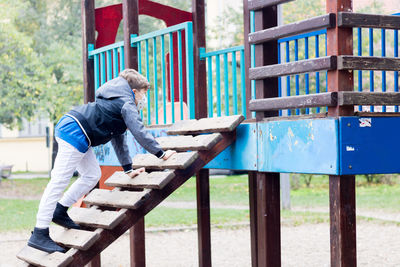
[55, 77, 165, 172]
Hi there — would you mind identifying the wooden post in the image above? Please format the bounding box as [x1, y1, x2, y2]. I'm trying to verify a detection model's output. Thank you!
[253, 5, 281, 267]
[243, 0, 252, 119]
[122, 1, 143, 266]
[192, 1, 211, 266]
[81, 0, 95, 104]
[82, 2, 99, 266]
[326, 1, 357, 266]
[248, 171, 258, 267]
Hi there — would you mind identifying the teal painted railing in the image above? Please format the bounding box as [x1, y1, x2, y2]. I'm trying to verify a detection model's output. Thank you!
[200, 46, 247, 118]
[88, 42, 125, 91]
[88, 22, 195, 125]
[131, 22, 195, 125]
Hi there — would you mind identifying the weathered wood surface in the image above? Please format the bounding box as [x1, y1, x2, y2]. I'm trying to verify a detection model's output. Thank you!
[249, 56, 337, 80]
[68, 207, 127, 229]
[338, 12, 400, 30]
[248, 0, 294, 10]
[105, 171, 175, 189]
[337, 56, 400, 71]
[64, 131, 237, 266]
[249, 14, 335, 44]
[83, 189, 150, 209]
[131, 151, 198, 170]
[17, 246, 73, 267]
[167, 115, 244, 135]
[338, 92, 400, 106]
[156, 133, 222, 151]
[50, 226, 100, 251]
[249, 92, 338, 111]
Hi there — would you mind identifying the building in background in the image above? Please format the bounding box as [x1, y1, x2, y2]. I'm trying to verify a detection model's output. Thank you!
[0, 118, 52, 172]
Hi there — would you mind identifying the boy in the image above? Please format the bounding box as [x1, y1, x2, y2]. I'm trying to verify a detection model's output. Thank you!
[28, 69, 176, 253]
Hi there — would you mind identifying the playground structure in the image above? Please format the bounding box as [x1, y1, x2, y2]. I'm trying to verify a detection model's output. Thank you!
[17, 0, 400, 266]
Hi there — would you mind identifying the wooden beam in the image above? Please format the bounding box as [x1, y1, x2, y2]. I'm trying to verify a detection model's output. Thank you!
[249, 13, 336, 44]
[338, 92, 400, 106]
[329, 175, 357, 267]
[123, 0, 138, 70]
[326, 0, 354, 117]
[130, 218, 145, 267]
[81, 0, 95, 103]
[196, 169, 211, 267]
[68, 131, 236, 266]
[326, 0, 357, 266]
[337, 56, 400, 71]
[249, 92, 338, 111]
[248, 0, 294, 10]
[243, 0, 252, 119]
[249, 56, 337, 79]
[248, 172, 258, 267]
[193, 0, 208, 119]
[338, 12, 400, 30]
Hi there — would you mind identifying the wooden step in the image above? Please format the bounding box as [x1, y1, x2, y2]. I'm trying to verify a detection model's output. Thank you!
[105, 171, 175, 189]
[68, 207, 127, 229]
[83, 189, 150, 209]
[50, 226, 100, 251]
[17, 246, 73, 267]
[167, 115, 244, 135]
[156, 133, 223, 151]
[132, 151, 198, 170]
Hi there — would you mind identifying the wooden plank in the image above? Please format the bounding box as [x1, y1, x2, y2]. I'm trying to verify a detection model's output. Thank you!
[83, 189, 150, 209]
[249, 92, 338, 111]
[249, 56, 337, 80]
[338, 12, 400, 30]
[249, 14, 335, 44]
[123, 0, 139, 70]
[67, 131, 236, 266]
[68, 207, 127, 229]
[338, 92, 400, 106]
[248, 0, 294, 10]
[81, 0, 95, 104]
[329, 175, 357, 266]
[17, 246, 73, 267]
[105, 171, 175, 189]
[196, 169, 211, 267]
[50, 226, 100, 251]
[337, 56, 400, 71]
[156, 133, 223, 151]
[132, 151, 198, 169]
[167, 115, 244, 135]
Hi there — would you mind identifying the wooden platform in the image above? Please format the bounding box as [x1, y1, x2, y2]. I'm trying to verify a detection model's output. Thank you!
[105, 171, 175, 189]
[167, 115, 244, 135]
[131, 151, 198, 169]
[17, 246, 73, 267]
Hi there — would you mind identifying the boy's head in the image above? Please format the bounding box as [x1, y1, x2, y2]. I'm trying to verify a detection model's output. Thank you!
[119, 69, 149, 108]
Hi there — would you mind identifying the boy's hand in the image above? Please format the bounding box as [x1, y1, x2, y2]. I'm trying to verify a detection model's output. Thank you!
[163, 150, 177, 160]
[127, 167, 145, 178]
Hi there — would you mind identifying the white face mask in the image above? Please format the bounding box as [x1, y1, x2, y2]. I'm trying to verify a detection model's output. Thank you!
[136, 92, 147, 111]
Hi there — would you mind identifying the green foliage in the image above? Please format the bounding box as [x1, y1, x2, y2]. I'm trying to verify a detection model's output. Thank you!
[0, 0, 83, 129]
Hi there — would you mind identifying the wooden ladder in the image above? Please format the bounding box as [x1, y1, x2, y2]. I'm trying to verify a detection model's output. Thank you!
[17, 115, 244, 267]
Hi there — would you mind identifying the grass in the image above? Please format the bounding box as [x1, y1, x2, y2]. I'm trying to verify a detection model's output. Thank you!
[1, 174, 400, 231]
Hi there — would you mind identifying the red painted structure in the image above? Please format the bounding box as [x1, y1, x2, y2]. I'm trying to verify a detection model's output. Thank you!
[95, 0, 192, 102]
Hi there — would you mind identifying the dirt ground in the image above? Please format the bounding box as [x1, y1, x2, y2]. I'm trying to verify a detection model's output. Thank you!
[2, 221, 400, 267]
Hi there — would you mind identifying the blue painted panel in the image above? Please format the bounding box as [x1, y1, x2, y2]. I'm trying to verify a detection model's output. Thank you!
[340, 117, 400, 175]
[259, 118, 339, 174]
[205, 123, 258, 171]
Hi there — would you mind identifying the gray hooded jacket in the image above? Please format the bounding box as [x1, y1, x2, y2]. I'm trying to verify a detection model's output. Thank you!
[68, 77, 164, 172]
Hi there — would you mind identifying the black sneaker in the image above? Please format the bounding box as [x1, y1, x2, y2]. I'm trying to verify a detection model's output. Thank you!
[52, 202, 80, 230]
[27, 227, 66, 253]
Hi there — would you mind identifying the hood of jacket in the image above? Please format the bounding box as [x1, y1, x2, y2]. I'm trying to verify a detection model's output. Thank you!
[95, 76, 133, 101]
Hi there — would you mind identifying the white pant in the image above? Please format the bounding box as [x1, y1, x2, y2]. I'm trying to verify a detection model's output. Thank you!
[36, 138, 101, 228]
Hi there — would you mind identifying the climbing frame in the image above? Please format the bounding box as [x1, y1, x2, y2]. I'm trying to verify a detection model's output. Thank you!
[17, 115, 244, 267]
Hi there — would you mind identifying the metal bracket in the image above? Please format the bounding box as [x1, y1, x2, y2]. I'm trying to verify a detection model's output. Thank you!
[199, 47, 206, 60]
[130, 34, 138, 47]
[88, 44, 95, 59]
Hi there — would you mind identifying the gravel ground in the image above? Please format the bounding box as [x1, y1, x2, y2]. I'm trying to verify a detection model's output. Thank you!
[2, 221, 400, 267]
